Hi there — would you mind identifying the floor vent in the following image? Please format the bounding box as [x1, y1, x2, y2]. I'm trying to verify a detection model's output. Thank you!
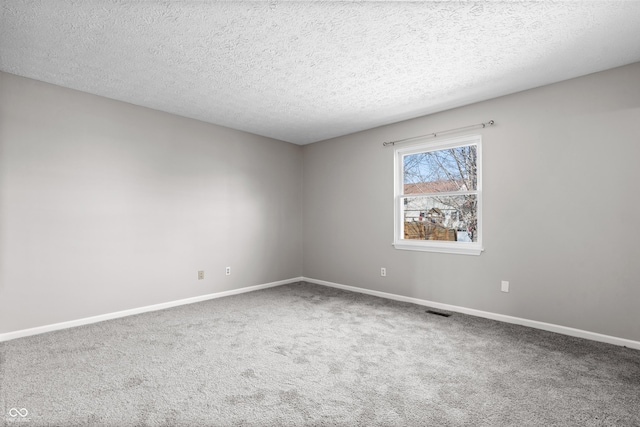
[426, 309, 451, 317]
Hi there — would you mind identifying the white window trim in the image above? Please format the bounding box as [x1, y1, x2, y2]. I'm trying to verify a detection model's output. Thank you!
[393, 134, 483, 256]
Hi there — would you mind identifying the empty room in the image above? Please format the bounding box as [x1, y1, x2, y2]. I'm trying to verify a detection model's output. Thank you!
[1, 1, 639, 425]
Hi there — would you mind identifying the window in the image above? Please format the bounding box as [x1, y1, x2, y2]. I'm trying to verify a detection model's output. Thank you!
[394, 134, 482, 255]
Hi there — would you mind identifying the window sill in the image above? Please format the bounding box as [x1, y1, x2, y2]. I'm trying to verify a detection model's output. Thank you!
[392, 241, 483, 256]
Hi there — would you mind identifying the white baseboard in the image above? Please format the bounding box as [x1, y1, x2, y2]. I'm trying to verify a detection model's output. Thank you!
[4, 276, 638, 351]
[0, 277, 304, 342]
[302, 277, 640, 351]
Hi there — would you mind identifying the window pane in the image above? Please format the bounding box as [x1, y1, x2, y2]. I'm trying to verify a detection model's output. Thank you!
[403, 195, 478, 242]
[403, 145, 478, 193]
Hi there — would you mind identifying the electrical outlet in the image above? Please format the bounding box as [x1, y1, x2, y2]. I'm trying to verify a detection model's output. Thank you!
[198, 271, 204, 280]
[501, 280, 509, 292]
[381, 267, 386, 277]
[225, 266, 231, 276]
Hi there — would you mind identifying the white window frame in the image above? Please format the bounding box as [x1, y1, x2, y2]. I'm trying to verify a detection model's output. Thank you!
[393, 134, 483, 256]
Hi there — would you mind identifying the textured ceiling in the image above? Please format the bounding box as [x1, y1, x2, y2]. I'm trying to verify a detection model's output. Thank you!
[2, 1, 640, 145]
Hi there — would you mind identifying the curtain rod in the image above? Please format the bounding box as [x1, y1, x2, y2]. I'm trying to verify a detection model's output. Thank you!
[383, 120, 495, 147]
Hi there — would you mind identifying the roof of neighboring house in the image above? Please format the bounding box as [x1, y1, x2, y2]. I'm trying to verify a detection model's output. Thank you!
[404, 180, 463, 194]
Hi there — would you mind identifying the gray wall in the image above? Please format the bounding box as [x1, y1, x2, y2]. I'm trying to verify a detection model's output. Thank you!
[0, 72, 303, 333]
[3, 63, 639, 342]
[303, 63, 640, 342]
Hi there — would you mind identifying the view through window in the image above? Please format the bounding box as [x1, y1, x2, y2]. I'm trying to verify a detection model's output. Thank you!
[394, 135, 482, 255]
